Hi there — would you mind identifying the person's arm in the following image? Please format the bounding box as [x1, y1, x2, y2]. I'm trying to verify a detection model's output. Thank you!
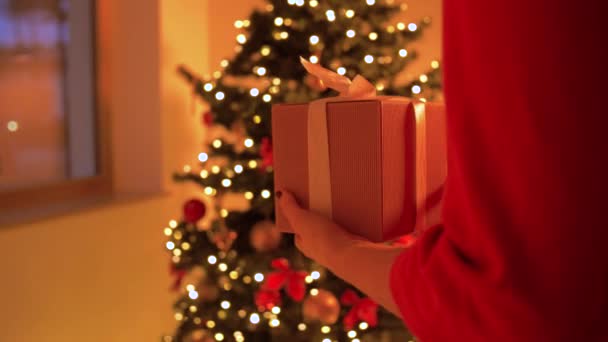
[276, 190, 404, 317]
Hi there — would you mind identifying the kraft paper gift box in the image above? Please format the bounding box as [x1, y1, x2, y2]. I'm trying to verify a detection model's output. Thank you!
[272, 98, 447, 242]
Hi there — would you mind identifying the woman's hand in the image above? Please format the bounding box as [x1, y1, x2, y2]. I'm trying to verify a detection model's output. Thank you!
[276, 189, 406, 317]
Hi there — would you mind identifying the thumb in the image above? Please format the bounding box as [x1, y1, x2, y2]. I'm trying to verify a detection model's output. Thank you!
[276, 190, 304, 231]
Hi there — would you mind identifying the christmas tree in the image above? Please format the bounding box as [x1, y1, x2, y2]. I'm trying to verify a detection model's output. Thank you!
[163, 1, 441, 341]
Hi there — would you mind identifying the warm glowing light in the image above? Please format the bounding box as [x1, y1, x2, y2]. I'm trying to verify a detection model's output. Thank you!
[215, 333, 224, 341]
[274, 17, 284, 26]
[431, 60, 440, 69]
[253, 115, 262, 124]
[254, 273, 264, 282]
[399, 49, 408, 57]
[321, 326, 331, 333]
[250, 313, 260, 324]
[270, 319, 280, 327]
[309, 0, 318, 7]
[256, 67, 267, 76]
[243, 275, 252, 284]
[298, 323, 307, 331]
[387, 25, 395, 33]
[309, 35, 320, 45]
[220, 59, 229, 67]
[420, 74, 429, 83]
[174, 312, 183, 321]
[295, 0, 304, 6]
[345, 9, 355, 18]
[337, 67, 346, 75]
[326, 10, 336, 21]
[322, 339, 331, 342]
[198, 152, 208, 162]
[211, 165, 221, 174]
[234, 20, 244, 28]
[163, 228, 172, 236]
[272, 78, 281, 85]
[188, 290, 198, 299]
[248, 160, 258, 168]
[311, 271, 321, 279]
[271, 306, 281, 314]
[369, 32, 378, 40]
[229, 271, 239, 279]
[200, 170, 209, 178]
[215, 92, 225, 101]
[236, 34, 247, 44]
[169, 220, 178, 228]
[279, 31, 289, 39]
[309, 56, 319, 63]
[221, 300, 231, 309]
[204, 186, 214, 195]
[412, 85, 422, 94]
[310, 288, 319, 296]
[244, 191, 254, 200]
[359, 322, 369, 330]
[409, 23, 418, 31]
[261, 190, 271, 199]
[261, 46, 271, 56]
[346, 30, 356, 38]
[244, 138, 254, 148]
[348, 331, 357, 338]
[204, 83, 213, 91]
[366, 0, 375, 5]
[207, 320, 216, 328]
[250, 88, 260, 97]
[212, 139, 222, 148]
[305, 276, 313, 284]
[166, 241, 175, 250]
[222, 179, 232, 188]
[364, 55, 374, 64]
[234, 164, 244, 173]
[263, 94, 272, 102]
[397, 22, 406, 30]
[208, 255, 218, 264]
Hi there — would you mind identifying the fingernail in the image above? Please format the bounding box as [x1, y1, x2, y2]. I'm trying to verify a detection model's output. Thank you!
[275, 191, 282, 199]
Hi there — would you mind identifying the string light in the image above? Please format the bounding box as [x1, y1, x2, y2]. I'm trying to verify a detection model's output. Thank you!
[397, 22, 406, 30]
[348, 331, 357, 338]
[204, 186, 214, 195]
[364, 55, 374, 64]
[244, 191, 254, 200]
[269, 85, 280, 94]
[310, 288, 319, 296]
[248, 160, 258, 168]
[198, 152, 209, 162]
[181, 242, 191, 250]
[163, 228, 172, 236]
[250, 313, 260, 324]
[189, 305, 197, 313]
[234, 164, 244, 173]
[213, 71, 222, 78]
[271, 306, 281, 314]
[183, 165, 191, 172]
[353, 339, 361, 342]
[431, 60, 440, 69]
[309, 56, 319, 63]
[279, 31, 289, 39]
[305, 275, 313, 284]
[287, 0, 296, 4]
[211, 165, 221, 173]
[244, 138, 254, 148]
[274, 17, 284, 26]
[212, 139, 222, 148]
[173, 230, 183, 240]
[311, 271, 321, 279]
[261, 190, 271, 198]
[284, 18, 293, 26]
[243, 275, 252, 284]
[173, 249, 182, 256]
[243, 20, 250, 27]
[326, 10, 336, 22]
[236, 34, 247, 44]
[166, 241, 175, 250]
[295, 0, 304, 6]
[234, 20, 244, 28]
[412, 85, 422, 94]
[207, 320, 216, 328]
[359, 322, 369, 330]
[256, 67, 267, 76]
[200, 170, 209, 178]
[234, 332, 244, 342]
[309, 0, 318, 7]
[220, 209, 229, 218]
[215, 92, 225, 101]
[238, 310, 247, 318]
[369, 32, 378, 40]
[345, 9, 355, 18]
[188, 290, 199, 299]
[254, 273, 264, 282]
[169, 220, 178, 228]
[229, 271, 239, 279]
[253, 114, 262, 124]
[250, 88, 260, 97]
[408, 23, 418, 31]
[204, 83, 213, 91]
[270, 319, 280, 327]
[221, 179, 232, 187]
[272, 78, 281, 85]
[218, 263, 228, 272]
[346, 30, 356, 38]
[309, 35, 320, 45]
[387, 25, 395, 33]
[208, 255, 218, 264]
[366, 0, 376, 4]
[174, 312, 183, 321]
[221, 300, 231, 309]
[322, 339, 331, 342]
[337, 67, 346, 75]
[419, 74, 429, 83]
[262, 94, 272, 102]
[220, 59, 229, 68]
[399, 49, 408, 57]
[321, 326, 331, 334]
[376, 83, 385, 91]
[298, 323, 307, 331]
[261, 46, 271, 56]
[214, 333, 225, 341]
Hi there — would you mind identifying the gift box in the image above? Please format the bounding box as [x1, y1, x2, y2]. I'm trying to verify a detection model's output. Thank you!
[272, 97, 447, 242]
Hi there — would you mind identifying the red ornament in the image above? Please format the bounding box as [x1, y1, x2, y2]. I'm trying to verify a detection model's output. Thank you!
[183, 199, 207, 223]
[340, 289, 379, 330]
[202, 111, 214, 127]
[255, 289, 282, 311]
[169, 262, 187, 292]
[263, 258, 307, 301]
[260, 137, 273, 168]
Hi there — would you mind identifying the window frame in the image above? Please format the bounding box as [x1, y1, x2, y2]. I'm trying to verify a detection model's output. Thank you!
[0, 0, 112, 215]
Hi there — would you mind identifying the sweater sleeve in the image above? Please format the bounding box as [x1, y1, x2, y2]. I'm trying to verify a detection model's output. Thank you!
[390, 1, 608, 341]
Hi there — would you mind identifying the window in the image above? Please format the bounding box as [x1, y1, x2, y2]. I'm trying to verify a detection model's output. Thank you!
[0, 0, 110, 216]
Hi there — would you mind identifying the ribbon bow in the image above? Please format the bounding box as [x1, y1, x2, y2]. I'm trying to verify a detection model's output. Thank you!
[300, 57, 376, 98]
[340, 289, 379, 330]
[263, 258, 307, 301]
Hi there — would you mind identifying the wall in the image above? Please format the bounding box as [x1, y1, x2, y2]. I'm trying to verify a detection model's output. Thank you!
[0, 1, 441, 341]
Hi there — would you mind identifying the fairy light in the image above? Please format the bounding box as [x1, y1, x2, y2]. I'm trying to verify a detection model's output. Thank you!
[325, 10, 336, 22]
[287, 0, 296, 4]
[220, 59, 229, 68]
[256, 67, 267, 76]
[284, 18, 293, 26]
[408, 23, 418, 31]
[397, 22, 406, 30]
[412, 85, 422, 94]
[181, 242, 191, 250]
[208, 255, 218, 264]
[229, 271, 239, 279]
[337, 67, 346, 75]
[261, 190, 271, 199]
[244, 191, 254, 200]
[204, 83, 213, 92]
[348, 331, 357, 338]
[169, 220, 178, 228]
[376, 83, 385, 91]
[270, 319, 280, 327]
[198, 152, 209, 162]
[309, 0, 318, 7]
[366, 0, 375, 4]
[364, 55, 374, 64]
[309, 35, 320, 45]
[244, 138, 254, 148]
[269, 86, 280, 94]
[243, 275, 252, 284]
[263, 94, 272, 102]
[221, 300, 231, 309]
[271, 306, 281, 314]
[173, 230, 183, 240]
[272, 78, 281, 85]
[321, 326, 331, 334]
[183, 165, 191, 172]
[174, 312, 183, 321]
[261, 46, 271, 56]
[221, 179, 232, 187]
[345, 9, 355, 18]
[173, 249, 182, 256]
[305, 276, 313, 284]
[274, 17, 284, 26]
[369, 32, 378, 40]
[220, 209, 229, 218]
[234, 20, 243, 28]
[212, 139, 222, 148]
[295, 0, 304, 6]
[215, 92, 225, 101]
[399, 49, 408, 57]
[309, 56, 319, 63]
[431, 60, 440, 69]
[311, 271, 321, 279]
[387, 25, 395, 33]
[218, 263, 228, 272]
[200, 170, 209, 178]
[189, 305, 197, 313]
[236, 34, 247, 44]
[211, 165, 221, 174]
[213, 71, 222, 78]
[250, 88, 260, 97]
[166, 241, 175, 250]
[280, 31, 289, 39]
[322, 339, 331, 342]
[215, 333, 225, 341]
[346, 30, 356, 38]
[353, 339, 361, 342]
[171, 256, 180, 263]
[188, 290, 199, 299]
[163, 228, 172, 236]
[254, 273, 264, 282]
[420, 74, 429, 83]
[248, 160, 258, 168]
[298, 323, 307, 331]
[310, 288, 319, 296]
[250, 313, 260, 324]
[207, 320, 216, 328]
[204, 186, 214, 195]
[234, 164, 244, 173]
[359, 322, 369, 330]
[234, 332, 244, 342]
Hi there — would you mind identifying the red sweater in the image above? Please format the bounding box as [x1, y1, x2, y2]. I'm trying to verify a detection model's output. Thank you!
[390, 1, 608, 341]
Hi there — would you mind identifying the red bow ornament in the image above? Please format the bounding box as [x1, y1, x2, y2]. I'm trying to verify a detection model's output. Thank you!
[255, 288, 282, 311]
[263, 258, 307, 301]
[340, 289, 379, 330]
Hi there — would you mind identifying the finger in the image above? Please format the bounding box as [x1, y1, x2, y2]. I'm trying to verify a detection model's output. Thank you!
[276, 190, 305, 230]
